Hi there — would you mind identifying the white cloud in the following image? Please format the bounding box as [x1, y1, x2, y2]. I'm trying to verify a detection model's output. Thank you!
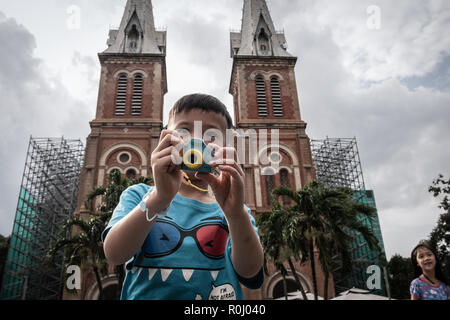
[294, 0, 450, 82]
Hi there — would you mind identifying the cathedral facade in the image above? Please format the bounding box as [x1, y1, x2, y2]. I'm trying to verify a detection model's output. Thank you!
[68, 0, 333, 300]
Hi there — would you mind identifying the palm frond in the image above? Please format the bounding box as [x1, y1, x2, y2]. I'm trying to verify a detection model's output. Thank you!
[84, 186, 107, 210]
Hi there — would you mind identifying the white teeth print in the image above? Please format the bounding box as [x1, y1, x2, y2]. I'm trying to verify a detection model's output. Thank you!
[161, 269, 173, 282]
[148, 268, 157, 281]
[131, 267, 138, 274]
[182, 269, 195, 282]
[210, 270, 219, 281]
[145, 268, 219, 283]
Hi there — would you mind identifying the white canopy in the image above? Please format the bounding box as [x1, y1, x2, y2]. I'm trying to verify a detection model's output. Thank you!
[331, 287, 393, 300]
[275, 291, 324, 300]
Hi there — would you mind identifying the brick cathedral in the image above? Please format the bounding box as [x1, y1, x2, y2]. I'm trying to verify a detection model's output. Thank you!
[68, 0, 333, 300]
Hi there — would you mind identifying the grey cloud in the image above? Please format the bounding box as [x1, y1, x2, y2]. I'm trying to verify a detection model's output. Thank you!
[72, 51, 97, 84]
[158, 2, 241, 122]
[0, 14, 40, 88]
[0, 12, 91, 236]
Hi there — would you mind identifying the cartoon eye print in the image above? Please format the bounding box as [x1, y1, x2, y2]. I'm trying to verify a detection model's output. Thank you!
[196, 225, 228, 258]
[143, 221, 229, 260]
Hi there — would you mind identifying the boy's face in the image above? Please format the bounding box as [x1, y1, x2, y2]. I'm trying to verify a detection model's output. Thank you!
[168, 109, 228, 143]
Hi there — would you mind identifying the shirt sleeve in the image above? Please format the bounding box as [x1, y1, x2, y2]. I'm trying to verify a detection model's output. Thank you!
[101, 184, 153, 243]
[227, 205, 264, 290]
[410, 279, 421, 299]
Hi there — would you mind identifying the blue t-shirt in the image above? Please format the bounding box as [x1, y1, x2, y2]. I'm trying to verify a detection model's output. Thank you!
[101, 183, 264, 300]
[410, 277, 450, 300]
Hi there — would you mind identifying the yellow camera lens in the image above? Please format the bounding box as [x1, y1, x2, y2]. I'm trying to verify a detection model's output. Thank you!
[183, 149, 204, 170]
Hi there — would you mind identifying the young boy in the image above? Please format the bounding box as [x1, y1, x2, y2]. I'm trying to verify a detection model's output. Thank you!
[102, 93, 264, 300]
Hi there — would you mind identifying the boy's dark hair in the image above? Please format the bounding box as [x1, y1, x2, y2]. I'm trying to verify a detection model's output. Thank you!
[411, 239, 448, 285]
[168, 93, 234, 129]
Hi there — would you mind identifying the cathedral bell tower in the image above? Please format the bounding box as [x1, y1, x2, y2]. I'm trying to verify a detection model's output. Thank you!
[75, 0, 167, 219]
[230, 0, 332, 299]
[67, 0, 166, 300]
[230, 0, 314, 214]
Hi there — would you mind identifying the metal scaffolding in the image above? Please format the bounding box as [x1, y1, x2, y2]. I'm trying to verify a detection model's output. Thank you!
[0, 137, 84, 300]
[310, 137, 366, 195]
[310, 137, 386, 296]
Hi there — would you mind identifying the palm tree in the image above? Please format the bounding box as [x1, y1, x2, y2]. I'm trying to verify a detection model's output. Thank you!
[270, 180, 381, 300]
[46, 170, 153, 300]
[46, 212, 110, 299]
[258, 200, 310, 300]
[267, 183, 323, 300]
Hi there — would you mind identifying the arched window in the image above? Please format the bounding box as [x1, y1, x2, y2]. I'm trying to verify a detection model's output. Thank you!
[256, 75, 268, 117]
[271, 76, 283, 117]
[131, 73, 143, 116]
[280, 169, 291, 205]
[115, 73, 128, 116]
[126, 168, 137, 180]
[272, 278, 298, 299]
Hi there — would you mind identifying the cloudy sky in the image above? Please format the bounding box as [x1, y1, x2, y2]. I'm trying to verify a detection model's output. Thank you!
[0, 0, 449, 260]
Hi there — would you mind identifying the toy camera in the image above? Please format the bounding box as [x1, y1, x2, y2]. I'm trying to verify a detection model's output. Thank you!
[181, 138, 214, 173]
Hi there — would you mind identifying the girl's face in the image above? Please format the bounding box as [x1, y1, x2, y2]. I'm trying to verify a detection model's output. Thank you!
[416, 246, 436, 273]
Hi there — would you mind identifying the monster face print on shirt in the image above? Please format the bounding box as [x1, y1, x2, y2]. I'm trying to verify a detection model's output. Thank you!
[102, 184, 264, 300]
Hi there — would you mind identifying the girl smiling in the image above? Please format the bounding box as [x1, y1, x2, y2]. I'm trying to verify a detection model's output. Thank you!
[410, 240, 449, 300]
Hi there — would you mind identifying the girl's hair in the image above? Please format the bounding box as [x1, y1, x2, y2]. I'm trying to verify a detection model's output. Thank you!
[167, 93, 234, 130]
[410, 240, 448, 285]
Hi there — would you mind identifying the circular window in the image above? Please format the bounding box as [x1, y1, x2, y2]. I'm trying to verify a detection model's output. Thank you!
[269, 152, 282, 163]
[126, 168, 136, 180]
[118, 152, 131, 164]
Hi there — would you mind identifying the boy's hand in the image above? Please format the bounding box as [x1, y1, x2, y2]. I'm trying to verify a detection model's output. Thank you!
[150, 130, 184, 206]
[196, 144, 246, 219]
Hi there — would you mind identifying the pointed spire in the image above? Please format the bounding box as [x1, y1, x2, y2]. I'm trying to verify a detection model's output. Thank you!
[231, 0, 291, 58]
[104, 0, 166, 55]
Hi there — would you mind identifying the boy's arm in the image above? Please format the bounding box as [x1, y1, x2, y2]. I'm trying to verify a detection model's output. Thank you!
[104, 130, 183, 266]
[103, 190, 171, 266]
[197, 144, 264, 278]
[227, 208, 264, 278]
